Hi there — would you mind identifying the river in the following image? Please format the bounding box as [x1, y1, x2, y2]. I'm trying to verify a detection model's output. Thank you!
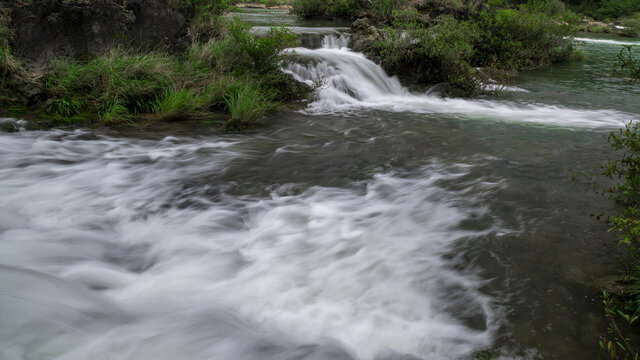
[1, 10, 639, 360]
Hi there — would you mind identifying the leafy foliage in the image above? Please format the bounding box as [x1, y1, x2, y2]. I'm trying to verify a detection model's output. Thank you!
[227, 18, 298, 73]
[616, 46, 640, 84]
[368, 2, 577, 95]
[292, 0, 360, 19]
[599, 121, 640, 360]
[372, 15, 481, 94]
[565, 0, 640, 21]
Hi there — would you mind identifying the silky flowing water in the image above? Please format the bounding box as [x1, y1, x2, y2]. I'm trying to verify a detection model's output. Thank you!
[1, 11, 640, 360]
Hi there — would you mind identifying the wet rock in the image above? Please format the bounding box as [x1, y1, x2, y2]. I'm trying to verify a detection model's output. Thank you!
[0, 119, 19, 133]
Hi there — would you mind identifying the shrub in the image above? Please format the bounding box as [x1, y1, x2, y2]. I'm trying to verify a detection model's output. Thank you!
[616, 46, 640, 83]
[292, 0, 327, 19]
[599, 120, 640, 359]
[367, 1, 577, 95]
[370, 0, 405, 23]
[372, 15, 481, 94]
[292, 0, 361, 19]
[228, 18, 298, 73]
[567, 0, 640, 21]
[473, 6, 575, 70]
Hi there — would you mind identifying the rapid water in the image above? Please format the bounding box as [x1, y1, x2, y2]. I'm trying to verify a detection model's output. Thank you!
[2, 17, 639, 360]
[283, 34, 635, 128]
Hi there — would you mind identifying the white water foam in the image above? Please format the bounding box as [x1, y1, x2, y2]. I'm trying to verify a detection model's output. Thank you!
[0, 130, 502, 360]
[284, 35, 635, 128]
[574, 37, 640, 46]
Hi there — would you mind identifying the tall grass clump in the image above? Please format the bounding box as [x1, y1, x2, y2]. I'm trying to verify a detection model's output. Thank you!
[224, 80, 275, 128]
[0, 5, 20, 84]
[46, 49, 176, 122]
[154, 88, 210, 120]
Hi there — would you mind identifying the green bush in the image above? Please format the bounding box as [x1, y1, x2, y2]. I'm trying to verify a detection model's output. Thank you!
[616, 46, 640, 83]
[370, 0, 405, 22]
[599, 121, 640, 360]
[367, 1, 577, 95]
[372, 16, 481, 94]
[292, 0, 360, 19]
[292, 0, 327, 19]
[567, 0, 640, 21]
[473, 6, 575, 70]
[228, 18, 298, 73]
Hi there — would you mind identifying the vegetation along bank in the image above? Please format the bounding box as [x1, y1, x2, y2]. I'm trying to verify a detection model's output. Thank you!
[0, 0, 310, 129]
[0, 0, 638, 127]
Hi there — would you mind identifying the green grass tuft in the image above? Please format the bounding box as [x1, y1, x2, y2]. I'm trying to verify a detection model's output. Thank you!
[224, 81, 275, 127]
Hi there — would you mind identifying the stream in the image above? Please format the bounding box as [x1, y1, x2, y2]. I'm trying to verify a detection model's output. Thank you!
[1, 9, 640, 360]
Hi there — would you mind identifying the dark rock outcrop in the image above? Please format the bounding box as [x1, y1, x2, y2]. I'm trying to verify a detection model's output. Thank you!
[6, 0, 192, 63]
[349, 18, 382, 53]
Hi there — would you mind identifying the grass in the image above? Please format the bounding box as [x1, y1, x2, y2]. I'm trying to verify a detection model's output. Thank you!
[0, 5, 20, 85]
[154, 88, 209, 120]
[224, 80, 276, 128]
[42, 16, 308, 126]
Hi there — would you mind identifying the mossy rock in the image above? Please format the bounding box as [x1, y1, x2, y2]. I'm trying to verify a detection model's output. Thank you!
[0, 119, 19, 132]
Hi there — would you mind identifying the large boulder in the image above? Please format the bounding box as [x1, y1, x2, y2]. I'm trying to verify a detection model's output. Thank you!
[6, 0, 192, 63]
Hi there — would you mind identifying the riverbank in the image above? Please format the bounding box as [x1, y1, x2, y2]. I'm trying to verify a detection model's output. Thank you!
[0, 0, 310, 129]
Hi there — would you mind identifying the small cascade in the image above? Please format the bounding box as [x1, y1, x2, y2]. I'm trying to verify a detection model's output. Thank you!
[283, 34, 409, 111]
[282, 34, 632, 128]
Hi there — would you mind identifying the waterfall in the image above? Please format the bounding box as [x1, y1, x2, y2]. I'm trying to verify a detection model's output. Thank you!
[283, 34, 631, 128]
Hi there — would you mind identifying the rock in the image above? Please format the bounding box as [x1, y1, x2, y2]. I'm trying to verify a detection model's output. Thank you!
[349, 18, 383, 52]
[0, 119, 19, 133]
[367, 25, 382, 41]
[6, 0, 192, 64]
[351, 18, 371, 33]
